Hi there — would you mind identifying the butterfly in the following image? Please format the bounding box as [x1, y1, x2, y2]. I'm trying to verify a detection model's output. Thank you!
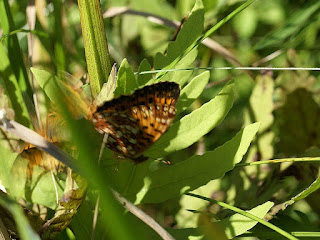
[91, 81, 180, 163]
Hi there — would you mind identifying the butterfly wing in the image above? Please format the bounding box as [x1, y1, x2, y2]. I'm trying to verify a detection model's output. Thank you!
[91, 82, 180, 162]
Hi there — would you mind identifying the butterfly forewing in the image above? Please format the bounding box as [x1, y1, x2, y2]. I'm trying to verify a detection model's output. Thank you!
[91, 82, 180, 162]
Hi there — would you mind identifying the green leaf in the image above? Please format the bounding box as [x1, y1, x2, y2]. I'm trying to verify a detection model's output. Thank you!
[176, 180, 221, 228]
[0, 144, 17, 189]
[154, 48, 199, 86]
[127, 122, 260, 204]
[153, 0, 204, 83]
[94, 64, 117, 105]
[245, 75, 274, 160]
[8, 155, 64, 209]
[0, 44, 30, 127]
[154, 0, 203, 69]
[250, 76, 274, 132]
[113, 58, 137, 97]
[0, 191, 41, 240]
[255, 0, 320, 50]
[221, 201, 274, 238]
[137, 59, 152, 87]
[176, 71, 210, 112]
[31, 68, 91, 118]
[0, 0, 33, 100]
[145, 81, 234, 158]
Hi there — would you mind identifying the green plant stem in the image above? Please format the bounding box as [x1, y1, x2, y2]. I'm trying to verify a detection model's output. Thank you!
[236, 157, 320, 167]
[77, 0, 112, 98]
[53, 0, 66, 78]
[156, 0, 256, 80]
[185, 193, 299, 240]
[0, 0, 33, 99]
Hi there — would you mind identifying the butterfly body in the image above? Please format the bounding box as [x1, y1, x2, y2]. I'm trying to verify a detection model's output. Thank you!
[91, 82, 180, 163]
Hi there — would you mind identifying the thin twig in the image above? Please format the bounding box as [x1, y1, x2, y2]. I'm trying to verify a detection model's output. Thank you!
[103, 7, 252, 78]
[112, 190, 175, 240]
[91, 195, 100, 240]
[0, 113, 78, 172]
[252, 50, 284, 67]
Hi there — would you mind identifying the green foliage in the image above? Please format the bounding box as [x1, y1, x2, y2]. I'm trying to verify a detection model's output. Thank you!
[176, 71, 210, 112]
[1, 0, 320, 239]
[8, 155, 65, 209]
[0, 144, 17, 188]
[255, 0, 320, 50]
[222, 201, 274, 238]
[0, 43, 30, 127]
[114, 58, 138, 96]
[146, 81, 234, 157]
[128, 123, 259, 204]
[0, 191, 40, 240]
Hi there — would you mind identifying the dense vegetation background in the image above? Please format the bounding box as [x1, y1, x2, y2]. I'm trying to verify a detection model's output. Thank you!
[0, 0, 320, 239]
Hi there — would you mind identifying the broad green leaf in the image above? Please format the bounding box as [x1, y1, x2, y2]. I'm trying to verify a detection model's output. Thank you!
[8, 155, 65, 209]
[137, 59, 152, 87]
[246, 75, 274, 160]
[176, 180, 221, 228]
[0, 191, 40, 240]
[145, 81, 234, 158]
[127, 122, 260, 204]
[72, 197, 162, 240]
[255, 0, 320, 50]
[31, 68, 91, 118]
[176, 71, 210, 112]
[221, 201, 274, 239]
[0, 144, 17, 189]
[154, 48, 199, 86]
[104, 159, 150, 197]
[113, 58, 137, 97]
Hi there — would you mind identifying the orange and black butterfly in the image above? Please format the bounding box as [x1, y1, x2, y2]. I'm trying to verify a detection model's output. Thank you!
[90, 82, 180, 163]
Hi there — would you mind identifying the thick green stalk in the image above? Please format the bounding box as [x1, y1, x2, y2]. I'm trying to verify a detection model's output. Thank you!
[77, 0, 112, 98]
